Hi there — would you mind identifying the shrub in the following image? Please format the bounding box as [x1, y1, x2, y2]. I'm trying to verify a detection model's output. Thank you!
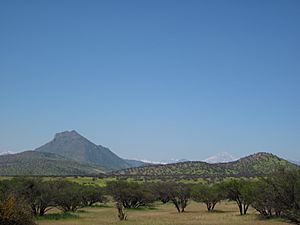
[0, 195, 36, 225]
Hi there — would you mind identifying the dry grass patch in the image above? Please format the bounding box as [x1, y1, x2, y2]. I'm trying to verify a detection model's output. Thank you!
[37, 202, 289, 225]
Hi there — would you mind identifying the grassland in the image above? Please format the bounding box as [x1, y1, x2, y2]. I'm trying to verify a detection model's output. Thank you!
[37, 201, 289, 225]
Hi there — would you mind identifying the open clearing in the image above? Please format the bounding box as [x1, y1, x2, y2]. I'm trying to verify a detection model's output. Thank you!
[37, 201, 289, 225]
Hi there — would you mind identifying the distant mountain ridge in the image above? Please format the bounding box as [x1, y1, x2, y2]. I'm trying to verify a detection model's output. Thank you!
[289, 160, 300, 166]
[0, 130, 146, 176]
[203, 152, 237, 163]
[113, 152, 299, 178]
[0, 151, 16, 156]
[140, 158, 189, 165]
[35, 130, 144, 171]
[0, 130, 298, 177]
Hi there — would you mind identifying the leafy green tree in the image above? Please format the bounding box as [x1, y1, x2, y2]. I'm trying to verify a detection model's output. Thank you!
[155, 182, 191, 213]
[191, 183, 225, 211]
[267, 168, 300, 223]
[81, 185, 107, 206]
[106, 181, 156, 208]
[251, 179, 282, 216]
[222, 179, 255, 215]
[2, 177, 55, 216]
[171, 183, 191, 213]
[52, 180, 84, 212]
[155, 182, 171, 204]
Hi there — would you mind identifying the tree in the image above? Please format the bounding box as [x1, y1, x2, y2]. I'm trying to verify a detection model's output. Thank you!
[106, 181, 156, 208]
[52, 180, 84, 212]
[5, 177, 55, 216]
[222, 179, 255, 215]
[81, 185, 107, 206]
[155, 182, 171, 204]
[155, 182, 191, 213]
[191, 183, 224, 211]
[266, 167, 300, 223]
[251, 179, 282, 217]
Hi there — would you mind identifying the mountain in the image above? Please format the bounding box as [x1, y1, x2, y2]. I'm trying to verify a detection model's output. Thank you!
[35, 130, 133, 171]
[203, 152, 237, 163]
[124, 159, 147, 167]
[0, 151, 104, 176]
[289, 160, 300, 166]
[140, 158, 189, 165]
[113, 152, 299, 178]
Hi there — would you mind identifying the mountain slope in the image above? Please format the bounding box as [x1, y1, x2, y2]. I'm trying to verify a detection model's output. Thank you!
[0, 151, 104, 176]
[113, 152, 299, 178]
[35, 130, 130, 171]
[124, 159, 147, 167]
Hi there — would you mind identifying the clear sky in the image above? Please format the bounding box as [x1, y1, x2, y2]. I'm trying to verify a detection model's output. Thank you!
[0, 0, 299, 161]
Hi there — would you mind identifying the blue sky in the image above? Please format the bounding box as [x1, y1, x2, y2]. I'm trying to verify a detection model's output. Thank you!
[0, 0, 299, 161]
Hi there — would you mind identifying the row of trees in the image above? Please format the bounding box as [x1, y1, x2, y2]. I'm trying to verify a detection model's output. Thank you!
[0, 178, 106, 225]
[107, 168, 300, 223]
[0, 167, 299, 224]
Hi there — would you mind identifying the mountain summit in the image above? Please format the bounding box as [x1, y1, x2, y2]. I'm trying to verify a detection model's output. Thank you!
[35, 130, 131, 171]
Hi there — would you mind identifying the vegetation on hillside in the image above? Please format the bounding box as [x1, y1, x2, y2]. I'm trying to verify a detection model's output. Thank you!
[112, 152, 298, 180]
[0, 151, 104, 176]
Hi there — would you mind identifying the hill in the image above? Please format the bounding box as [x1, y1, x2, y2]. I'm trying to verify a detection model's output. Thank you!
[112, 152, 299, 179]
[124, 159, 148, 167]
[35, 130, 141, 171]
[0, 151, 104, 176]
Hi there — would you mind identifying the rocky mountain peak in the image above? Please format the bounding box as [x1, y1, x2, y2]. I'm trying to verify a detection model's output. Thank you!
[54, 130, 81, 139]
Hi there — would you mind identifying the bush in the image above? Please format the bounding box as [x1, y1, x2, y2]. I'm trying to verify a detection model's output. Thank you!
[0, 195, 36, 225]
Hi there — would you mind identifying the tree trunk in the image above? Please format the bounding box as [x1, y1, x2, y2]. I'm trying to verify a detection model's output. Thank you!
[31, 205, 37, 216]
[39, 207, 46, 216]
[238, 204, 243, 215]
[243, 204, 249, 215]
[212, 202, 217, 210]
[206, 203, 211, 211]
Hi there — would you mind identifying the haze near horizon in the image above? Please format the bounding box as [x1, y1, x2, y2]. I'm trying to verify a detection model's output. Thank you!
[0, 0, 299, 161]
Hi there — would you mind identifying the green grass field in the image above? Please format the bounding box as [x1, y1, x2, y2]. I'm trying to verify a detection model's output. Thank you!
[37, 201, 289, 225]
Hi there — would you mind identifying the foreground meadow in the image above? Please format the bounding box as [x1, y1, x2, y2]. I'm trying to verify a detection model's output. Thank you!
[37, 201, 289, 225]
